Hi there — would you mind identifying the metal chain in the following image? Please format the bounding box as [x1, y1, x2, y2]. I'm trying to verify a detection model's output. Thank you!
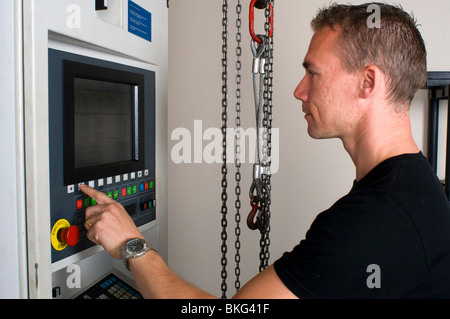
[259, 0, 274, 272]
[220, 0, 228, 300]
[221, 0, 274, 295]
[234, 0, 242, 293]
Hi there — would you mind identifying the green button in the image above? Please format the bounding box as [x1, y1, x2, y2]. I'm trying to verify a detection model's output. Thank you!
[91, 198, 97, 206]
[149, 181, 153, 189]
[127, 186, 132, 196]
[107, 191, 113, 198]
[113, 190, 119, 199]
[83, 197, 91, 208]
[132, 185, 137, 194]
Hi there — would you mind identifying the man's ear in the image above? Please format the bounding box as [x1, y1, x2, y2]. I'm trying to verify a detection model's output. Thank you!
[359, 65, 382, 99]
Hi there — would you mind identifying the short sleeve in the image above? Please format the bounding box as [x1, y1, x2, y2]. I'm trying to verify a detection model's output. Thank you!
[274, 193, 429, 298]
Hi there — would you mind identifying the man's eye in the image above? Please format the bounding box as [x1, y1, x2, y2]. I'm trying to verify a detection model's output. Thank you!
[309, 71, 316, 78]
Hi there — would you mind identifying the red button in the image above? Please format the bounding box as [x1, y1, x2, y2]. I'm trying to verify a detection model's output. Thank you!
[76, 199, 83, 210]
[144, 182, 149, 190]
[59, 225, 80, 247]
[122, 188, 127, 197]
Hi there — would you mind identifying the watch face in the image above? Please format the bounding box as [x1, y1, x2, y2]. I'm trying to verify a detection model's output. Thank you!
[127, 238, 145, 254]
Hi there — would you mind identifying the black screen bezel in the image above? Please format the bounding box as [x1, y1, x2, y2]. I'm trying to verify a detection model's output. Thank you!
[63, 60, 145, 185]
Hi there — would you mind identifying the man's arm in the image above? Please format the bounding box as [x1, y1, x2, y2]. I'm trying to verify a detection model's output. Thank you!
[80, 184, 297, 299]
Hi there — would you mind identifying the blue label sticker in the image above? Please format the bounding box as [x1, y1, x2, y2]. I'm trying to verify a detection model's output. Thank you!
[128, 0, 152, 42]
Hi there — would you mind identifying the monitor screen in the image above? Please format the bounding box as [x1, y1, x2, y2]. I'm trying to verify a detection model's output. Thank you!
[62, 59, 146, 185]
[73, 78, 135, 168]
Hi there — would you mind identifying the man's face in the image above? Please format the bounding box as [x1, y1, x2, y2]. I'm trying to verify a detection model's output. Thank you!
[294, 27, 361, 140]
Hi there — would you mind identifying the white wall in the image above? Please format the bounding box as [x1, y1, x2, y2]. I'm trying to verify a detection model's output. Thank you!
[168, 0, 450, 297]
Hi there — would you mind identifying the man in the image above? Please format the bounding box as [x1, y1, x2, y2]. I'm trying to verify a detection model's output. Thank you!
[81, 3, 450, 298]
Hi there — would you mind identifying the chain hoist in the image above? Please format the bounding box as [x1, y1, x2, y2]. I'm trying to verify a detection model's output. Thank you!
[247, 0, 274, 273]
[220, 0, 274, 298]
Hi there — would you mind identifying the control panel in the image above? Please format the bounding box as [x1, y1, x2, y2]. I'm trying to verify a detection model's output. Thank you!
[48, 48, 156, 264]
[50, 170, 156, 262]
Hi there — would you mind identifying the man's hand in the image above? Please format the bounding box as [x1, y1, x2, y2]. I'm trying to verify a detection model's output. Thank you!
[80, 184, 143, 259]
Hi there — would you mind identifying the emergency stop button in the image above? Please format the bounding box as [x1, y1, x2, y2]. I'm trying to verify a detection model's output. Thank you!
[51, 219, 79, 251]
[60, 225, 80, 246]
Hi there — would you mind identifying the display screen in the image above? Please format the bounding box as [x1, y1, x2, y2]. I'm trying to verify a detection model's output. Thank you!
[62, 58, 147, 185]
[73, 78, 136, 168]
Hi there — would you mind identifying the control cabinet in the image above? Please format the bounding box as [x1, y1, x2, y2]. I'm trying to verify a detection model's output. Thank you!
[4, 0, 169, 298]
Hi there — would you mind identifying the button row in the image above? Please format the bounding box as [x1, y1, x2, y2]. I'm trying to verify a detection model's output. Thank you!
[140, 200, 154, 211]
[75, 179, 154, 211]
[67, 169, 150, 194]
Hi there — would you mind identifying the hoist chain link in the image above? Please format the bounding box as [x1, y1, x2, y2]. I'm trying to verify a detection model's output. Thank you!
[220, 0, 228, 300]
[258, 0, 274, 272]
[234, 0, 242, 293]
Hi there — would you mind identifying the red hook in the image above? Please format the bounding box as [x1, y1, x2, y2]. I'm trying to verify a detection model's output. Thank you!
[249, 0, 273, 44]
[247, 196, 259, 230]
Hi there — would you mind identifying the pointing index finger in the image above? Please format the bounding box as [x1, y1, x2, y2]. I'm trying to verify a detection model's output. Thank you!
[79, 184, 115, 205]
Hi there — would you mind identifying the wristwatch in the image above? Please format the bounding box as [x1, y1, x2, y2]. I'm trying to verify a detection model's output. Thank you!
[121, 238, 151, 270]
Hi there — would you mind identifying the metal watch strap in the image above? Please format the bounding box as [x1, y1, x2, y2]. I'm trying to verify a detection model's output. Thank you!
[121, 238, 151, 271]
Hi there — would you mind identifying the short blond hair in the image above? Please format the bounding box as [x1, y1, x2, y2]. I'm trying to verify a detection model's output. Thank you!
[311, 2, 427, 107]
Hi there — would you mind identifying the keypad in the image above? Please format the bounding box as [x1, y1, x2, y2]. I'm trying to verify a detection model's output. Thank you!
[76, 273, 142, 299]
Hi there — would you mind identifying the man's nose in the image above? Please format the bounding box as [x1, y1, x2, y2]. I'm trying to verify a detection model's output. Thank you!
[293, 76, 308, 103]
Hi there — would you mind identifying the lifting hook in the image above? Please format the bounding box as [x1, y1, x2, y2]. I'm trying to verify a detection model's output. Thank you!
[249, 0, 273, 44]
[247, 196, 270, 232]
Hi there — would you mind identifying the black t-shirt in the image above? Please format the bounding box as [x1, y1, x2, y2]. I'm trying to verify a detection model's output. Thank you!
[274, 153, 450, 298]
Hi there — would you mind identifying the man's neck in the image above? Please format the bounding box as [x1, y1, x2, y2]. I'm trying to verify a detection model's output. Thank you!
[342, 109, 420, 182]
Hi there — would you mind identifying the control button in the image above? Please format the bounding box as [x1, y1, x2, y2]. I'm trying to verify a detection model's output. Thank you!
[98, 178, 104, 187]
[84, 197, 91, 208]
[115, 175, 121, 183]
[88, 180, 95, 188]
[107, 177, 113, 185]
[144, 182, 149, 191]
[51, 219, 79, 251]
[149, 180, 154, 189]
[113, 189, 119, 199]
[139, 183, 144, 192]
[132, 185, 137, 194]
[123, 173, 129, 181]
[144, 169, 149, 176]
[60, 225, 80, 247]
[137, 171, 142, 178]
[140, 200, 154, 211]
[76, 199, 83, 210]
[121, 188, 127, 197]
[67, 185, 74, 193]
[130, 172, 136, 179]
